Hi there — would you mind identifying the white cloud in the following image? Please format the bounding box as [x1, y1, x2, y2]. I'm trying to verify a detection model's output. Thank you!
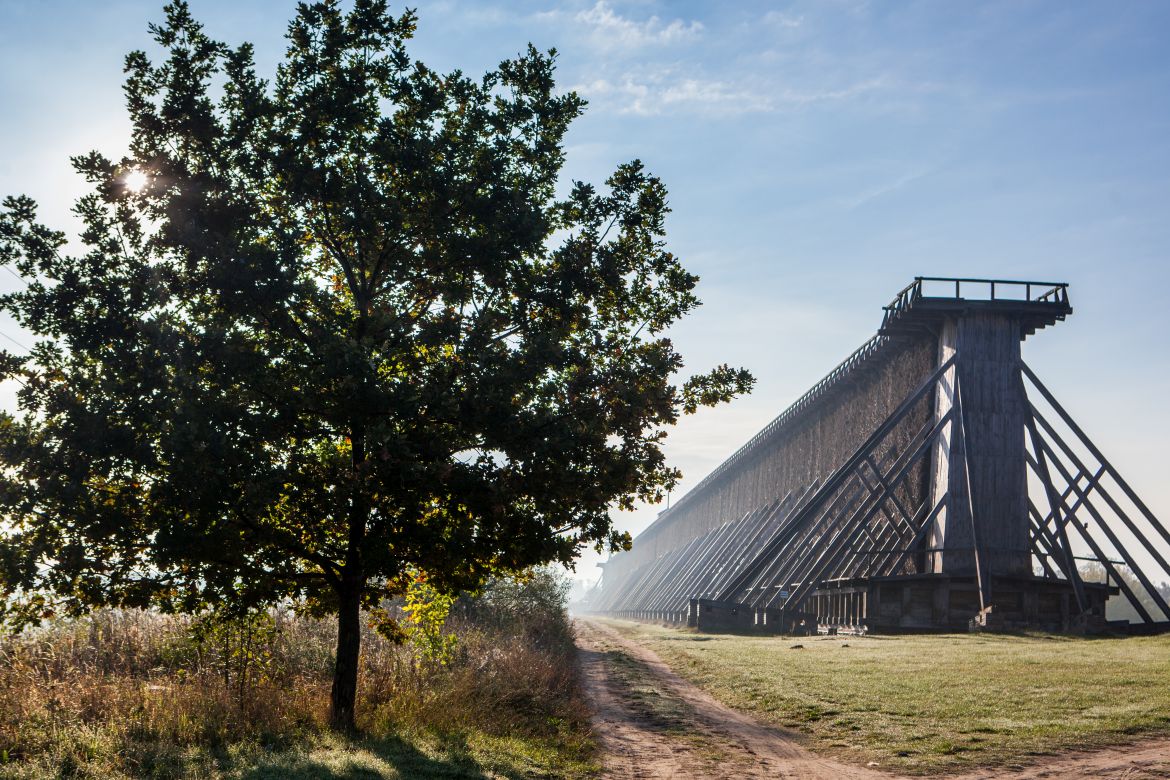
[421, 1, 518, 27]
[575, 75, 772, 116]
[570, 1, 703, 50]
[840, 168, 931, 210]
[775, 77, 890, 106]
[762, 11, 804, 28]
[574, 70, 889, 117]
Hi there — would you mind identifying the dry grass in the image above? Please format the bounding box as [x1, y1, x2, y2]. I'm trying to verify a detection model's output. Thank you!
[600, 618, 1170, 774]
[0, 581, 597, 779]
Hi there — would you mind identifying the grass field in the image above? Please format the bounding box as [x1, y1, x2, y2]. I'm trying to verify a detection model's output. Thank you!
[601, 619, 1170, 774]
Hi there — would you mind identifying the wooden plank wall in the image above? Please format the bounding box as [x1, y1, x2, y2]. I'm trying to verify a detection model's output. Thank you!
[603, 333, 939, 586]
[938, 312, 1031, 576]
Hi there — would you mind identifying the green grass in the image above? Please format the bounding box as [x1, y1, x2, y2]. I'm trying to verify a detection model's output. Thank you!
[234, 730, 597, 780]
[600, 619, 1170, 774]
[0, 729, 597, 780]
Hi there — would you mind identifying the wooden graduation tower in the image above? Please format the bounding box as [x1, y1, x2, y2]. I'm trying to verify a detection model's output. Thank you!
[590, 278, 1170, 633]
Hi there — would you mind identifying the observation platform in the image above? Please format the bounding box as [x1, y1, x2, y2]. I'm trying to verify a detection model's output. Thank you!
[879, 277, 1072, 339]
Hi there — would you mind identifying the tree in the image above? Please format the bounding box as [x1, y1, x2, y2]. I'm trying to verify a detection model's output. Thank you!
[0, 0, 752, 730]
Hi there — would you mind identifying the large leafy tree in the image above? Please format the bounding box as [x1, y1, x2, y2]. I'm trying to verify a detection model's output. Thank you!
[0, 0, 751, 729]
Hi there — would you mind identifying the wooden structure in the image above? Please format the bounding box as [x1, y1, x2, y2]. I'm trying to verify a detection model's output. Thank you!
[589, 278, 1170, 633]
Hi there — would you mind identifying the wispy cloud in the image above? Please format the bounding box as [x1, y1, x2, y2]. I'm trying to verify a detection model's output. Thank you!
[575, 73, 771, 116]
[762, 11, 804, 29]
[420, 1, 519, 27]
[777, 77, 891, 106]
[574, 69, 890, 117]
[539, 2, 702, 51]
[840, 168, 932, 209]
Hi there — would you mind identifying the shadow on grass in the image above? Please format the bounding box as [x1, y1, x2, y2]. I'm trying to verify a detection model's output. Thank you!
[237, 733, 491, 780]
[659, 635, 716, 642]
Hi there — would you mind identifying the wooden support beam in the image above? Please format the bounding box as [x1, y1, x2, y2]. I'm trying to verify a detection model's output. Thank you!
[1031, 434, 1167, 623]
[1028, 502, 1063, 580]
[954, 368, 992, 610]
[780, 407, 954, 609]
[716, 354, 955, 604]
[875, 496, 943, 577]
[1031, 405, 1170, 622]
[1025, 414, 1088, 612]
[1023, 361, 1170, 553]
[877, 494, 948, 579]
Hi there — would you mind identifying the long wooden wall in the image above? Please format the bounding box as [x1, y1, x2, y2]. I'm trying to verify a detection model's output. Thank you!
[602, 333, 939, 586]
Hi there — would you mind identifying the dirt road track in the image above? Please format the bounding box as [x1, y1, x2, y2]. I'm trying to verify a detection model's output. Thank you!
[955, 741, 1170, 780]
[575, 618, 1170, 780]
[575, 619, 885, 779]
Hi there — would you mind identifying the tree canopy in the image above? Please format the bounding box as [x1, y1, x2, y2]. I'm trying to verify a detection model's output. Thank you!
[0, 0, 752, 728]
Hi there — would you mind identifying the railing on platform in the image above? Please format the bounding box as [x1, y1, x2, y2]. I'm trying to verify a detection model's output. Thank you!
[882, 277, 1069, 331]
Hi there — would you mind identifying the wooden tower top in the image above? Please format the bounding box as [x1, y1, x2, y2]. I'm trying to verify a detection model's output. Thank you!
[879, 277, 1071, 339]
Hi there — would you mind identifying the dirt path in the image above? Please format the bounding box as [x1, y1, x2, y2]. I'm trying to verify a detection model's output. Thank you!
[575, 618, 887, 779]
[955, 740, 1170, 779]
[575, 618, 1170, 780]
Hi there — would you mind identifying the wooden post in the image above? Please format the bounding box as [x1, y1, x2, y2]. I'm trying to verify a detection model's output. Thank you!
[929, 314, 1031, 578]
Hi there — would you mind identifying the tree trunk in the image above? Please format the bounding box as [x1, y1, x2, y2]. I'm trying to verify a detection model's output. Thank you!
[330, 580, 362, 731]
[331, 417, 368, 731]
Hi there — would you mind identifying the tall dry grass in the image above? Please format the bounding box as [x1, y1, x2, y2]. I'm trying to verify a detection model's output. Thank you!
[0, 571, 591, 778]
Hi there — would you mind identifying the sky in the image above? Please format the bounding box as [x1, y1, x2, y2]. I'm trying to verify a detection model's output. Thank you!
[2, 0, 1170, 591]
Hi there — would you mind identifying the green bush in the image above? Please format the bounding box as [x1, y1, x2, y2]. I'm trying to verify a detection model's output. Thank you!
[456, 567, 573, 649]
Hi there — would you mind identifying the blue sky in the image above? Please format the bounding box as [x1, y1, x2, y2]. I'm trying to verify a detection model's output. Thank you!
[3, 1, 1170, 587]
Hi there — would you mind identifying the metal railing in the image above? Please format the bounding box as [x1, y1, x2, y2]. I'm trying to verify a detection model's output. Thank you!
[883, 277, 1069, 330]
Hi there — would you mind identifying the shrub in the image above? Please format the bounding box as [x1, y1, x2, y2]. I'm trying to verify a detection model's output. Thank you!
[402, 572, 459, 667]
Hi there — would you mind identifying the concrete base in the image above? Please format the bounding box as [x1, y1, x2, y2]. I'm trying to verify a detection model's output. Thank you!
[691, 598, 817, 635]
[692, 598, 757, 632]
[680, 574, 1117, 635]
[601, 574, 1120, 636]
[815, 573, 1116, 633]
